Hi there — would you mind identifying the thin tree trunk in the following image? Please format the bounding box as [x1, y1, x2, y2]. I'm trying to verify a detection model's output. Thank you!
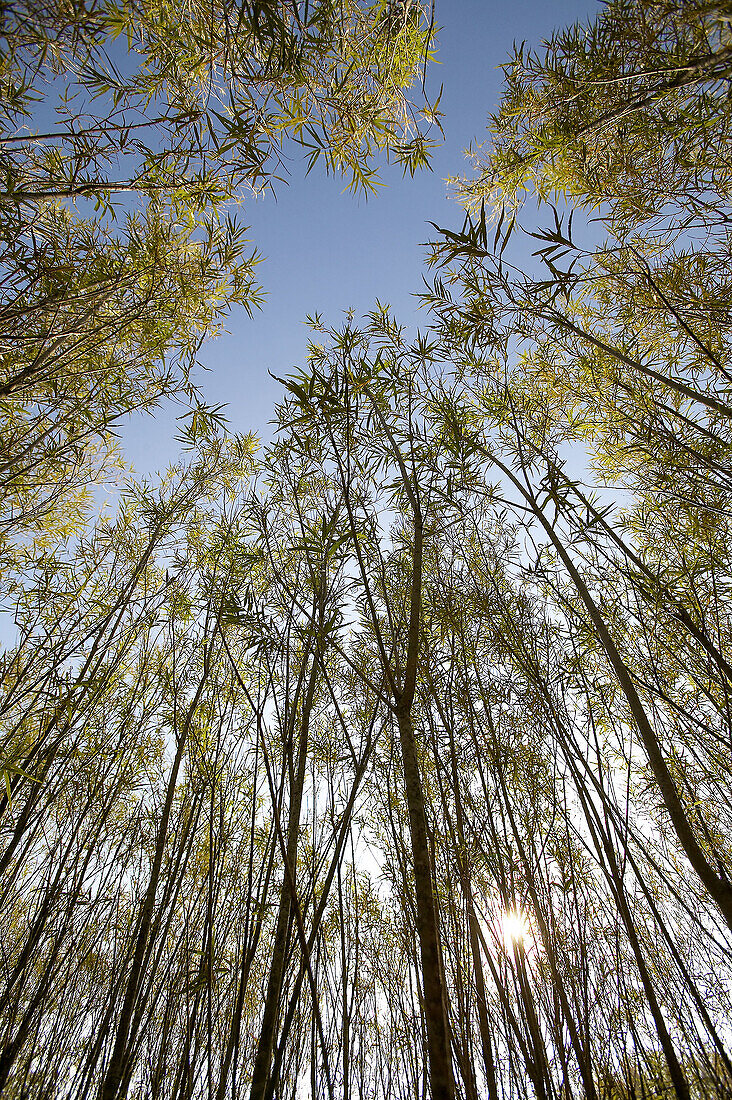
[394, 508, 454, 1100]
[395, 701, 454, 1100]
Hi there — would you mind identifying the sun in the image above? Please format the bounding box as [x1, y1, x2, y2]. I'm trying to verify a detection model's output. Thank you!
[500, 909, 530, 950]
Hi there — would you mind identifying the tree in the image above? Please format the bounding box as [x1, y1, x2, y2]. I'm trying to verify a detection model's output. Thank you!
[424, 0, 732, 943]
[273, 306, 499, 1100]
[0, 0, 439, 552]
[458, 0, 732, 227]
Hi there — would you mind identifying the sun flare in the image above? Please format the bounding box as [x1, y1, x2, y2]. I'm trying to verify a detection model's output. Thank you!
[500, 910, 530, 950]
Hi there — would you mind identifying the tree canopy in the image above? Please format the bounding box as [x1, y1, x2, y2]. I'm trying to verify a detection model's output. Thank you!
[0, 0, 438, 553]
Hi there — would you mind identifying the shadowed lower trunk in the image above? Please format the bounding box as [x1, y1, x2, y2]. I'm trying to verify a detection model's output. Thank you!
[396, 701, 455, 1100]
[394, 504, 454, 1100]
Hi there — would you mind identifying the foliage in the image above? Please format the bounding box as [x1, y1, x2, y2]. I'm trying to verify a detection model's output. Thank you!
[0, 0, 439, 552]
[457, 0, 732, 225]
[3, 3, 732, 1100]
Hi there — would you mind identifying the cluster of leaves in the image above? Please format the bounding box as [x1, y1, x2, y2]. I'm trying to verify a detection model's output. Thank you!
[0, 0, 439, 552]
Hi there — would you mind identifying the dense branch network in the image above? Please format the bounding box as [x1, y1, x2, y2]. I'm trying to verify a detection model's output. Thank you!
[1, 2, 732, 1099]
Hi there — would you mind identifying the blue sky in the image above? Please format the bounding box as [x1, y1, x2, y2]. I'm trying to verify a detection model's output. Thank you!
[122, 0, 598, 473]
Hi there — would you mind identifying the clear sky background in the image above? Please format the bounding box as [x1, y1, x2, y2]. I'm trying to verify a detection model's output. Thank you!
[122, 0, 599, 474]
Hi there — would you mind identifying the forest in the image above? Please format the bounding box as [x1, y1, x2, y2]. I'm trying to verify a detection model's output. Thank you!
[1, 1, 732, 1097]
